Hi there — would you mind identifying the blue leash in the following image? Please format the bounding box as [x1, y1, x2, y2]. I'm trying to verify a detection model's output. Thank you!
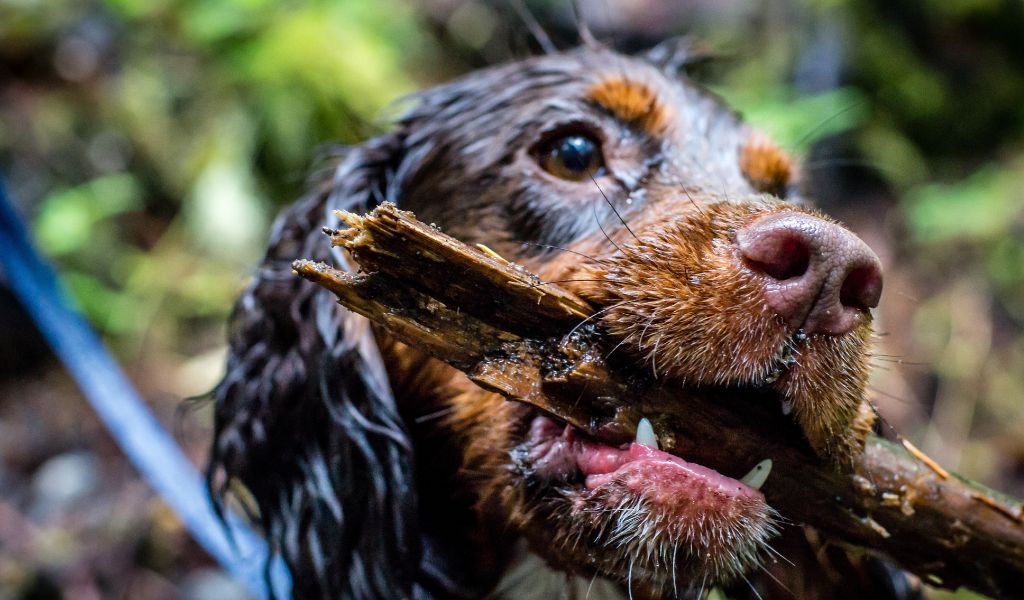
[0, 176, 291, 599]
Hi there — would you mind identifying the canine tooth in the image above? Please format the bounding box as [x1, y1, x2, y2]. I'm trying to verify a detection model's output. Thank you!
[740, 459, 773, 490]
[780, 397, 794, 415]
[635, 418, 659, 449]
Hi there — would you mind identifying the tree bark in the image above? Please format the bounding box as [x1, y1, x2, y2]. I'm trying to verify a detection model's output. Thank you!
[295, 202, 1024, 600]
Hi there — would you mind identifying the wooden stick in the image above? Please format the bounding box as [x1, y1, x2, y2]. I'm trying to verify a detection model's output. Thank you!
[295, 202, 1024, 600]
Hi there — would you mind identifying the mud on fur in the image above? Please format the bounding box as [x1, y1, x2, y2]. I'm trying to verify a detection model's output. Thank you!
[206, 38, 909, 600]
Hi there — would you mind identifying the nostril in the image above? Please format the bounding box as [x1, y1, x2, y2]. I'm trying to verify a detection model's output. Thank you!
[743, 232, 811, 281]
[839, 264, 883, 311]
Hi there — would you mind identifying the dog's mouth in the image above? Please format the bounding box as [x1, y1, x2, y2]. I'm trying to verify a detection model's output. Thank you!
[511, 402, 782, 588]
[502, 334, 817, 588]
[512, 321, 819, 507]
[521, 414, 772, 498]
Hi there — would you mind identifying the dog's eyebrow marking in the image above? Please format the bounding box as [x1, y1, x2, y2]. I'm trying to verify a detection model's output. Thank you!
[739, 134, 794, 197]
[587, 77, 670, 136]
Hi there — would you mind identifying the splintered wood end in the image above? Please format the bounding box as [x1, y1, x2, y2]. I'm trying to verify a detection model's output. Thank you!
[292, 258, 322, 276]
[292, 259, 351, 290]
[327, 210, 369, 248]
[334, 209, 364, 229]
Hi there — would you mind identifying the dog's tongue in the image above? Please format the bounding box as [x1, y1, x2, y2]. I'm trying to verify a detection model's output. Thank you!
[575, 438, 764, 501]
[525, 415, 769, 503]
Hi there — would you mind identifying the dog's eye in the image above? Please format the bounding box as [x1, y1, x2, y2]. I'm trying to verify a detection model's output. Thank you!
[537, 134, 604, 181]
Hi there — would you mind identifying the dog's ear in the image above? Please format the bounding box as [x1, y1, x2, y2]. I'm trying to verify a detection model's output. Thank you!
[207, 132, 422, 599]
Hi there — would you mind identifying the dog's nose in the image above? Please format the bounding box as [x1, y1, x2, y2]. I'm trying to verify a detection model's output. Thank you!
[736, 211, 882, 336]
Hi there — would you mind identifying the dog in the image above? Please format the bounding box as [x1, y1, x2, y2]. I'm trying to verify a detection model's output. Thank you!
[207, 38, 919, 599]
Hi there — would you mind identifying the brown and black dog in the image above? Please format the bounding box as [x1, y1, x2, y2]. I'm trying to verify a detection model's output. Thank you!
[207, 39, 917, 599]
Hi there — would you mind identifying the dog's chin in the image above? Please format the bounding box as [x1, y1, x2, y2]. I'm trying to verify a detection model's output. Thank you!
[509, 412, 781, 594]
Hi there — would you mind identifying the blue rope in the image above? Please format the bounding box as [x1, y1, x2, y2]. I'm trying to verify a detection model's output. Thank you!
[0, 176, 291, 599]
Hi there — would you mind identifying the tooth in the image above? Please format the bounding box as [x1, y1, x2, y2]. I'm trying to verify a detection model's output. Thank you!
[740, 459, 773, 490]
[635, 418, 659, 449]
[781, 398, 794, 415]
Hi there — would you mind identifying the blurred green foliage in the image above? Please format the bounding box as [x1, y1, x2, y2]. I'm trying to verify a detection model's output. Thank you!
[717, 85, 869, 152]
[0, 0, 431, 354]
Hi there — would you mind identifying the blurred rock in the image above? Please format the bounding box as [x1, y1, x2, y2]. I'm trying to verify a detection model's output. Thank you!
[29, 452, 100, 521]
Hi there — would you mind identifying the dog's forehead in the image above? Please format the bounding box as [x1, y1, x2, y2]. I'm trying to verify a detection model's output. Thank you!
[403, 48, 763, 187]
[408, 48, 746, 140]
[573, 49, 732, 134]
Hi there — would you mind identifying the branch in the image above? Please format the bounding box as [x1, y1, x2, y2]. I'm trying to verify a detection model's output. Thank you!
[295, 202, 1024, 599]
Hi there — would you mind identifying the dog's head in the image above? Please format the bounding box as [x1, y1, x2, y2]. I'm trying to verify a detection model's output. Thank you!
[210, 41, 883, 599]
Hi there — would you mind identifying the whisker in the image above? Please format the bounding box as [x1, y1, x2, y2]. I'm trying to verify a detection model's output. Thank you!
[526, 278, 608, 290]
[869, 355, 930, 367]
[867, 400, 902, 440]
[763, 542, 795, 567]
[509, 0, 556, 55]
[794, 100, 864, 149]
[568, 302, 622, 338]
[414, 406, 455, 424]
[571, 0, 598, 47]
[802, 157, 897, 177]
[868, 352, 910, 359]
[868, 385, 913, 406]
[592, 198, 625, 256]
[758, 557, 794, 596]
[591, 174, 641, 243]
[604, 336, 630, 361]
[684, 188, 706, 217]
[627, 555, 635, 600]
[573, 382, 590, 409]
[651, 333, 665, 379]
[521, 241, 608, 265]
[671, 543, 679, 598]
[740, 574, 765, 600]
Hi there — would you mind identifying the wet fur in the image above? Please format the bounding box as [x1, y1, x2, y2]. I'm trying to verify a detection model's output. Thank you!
[208, 41, 914, 599]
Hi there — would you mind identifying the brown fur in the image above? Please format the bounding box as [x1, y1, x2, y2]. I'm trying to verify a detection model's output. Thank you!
[588, 77, 671, 136]
[739, 134, 796, 198]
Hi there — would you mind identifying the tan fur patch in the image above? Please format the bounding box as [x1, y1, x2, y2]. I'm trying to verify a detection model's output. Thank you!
[739, 135, 794, 197]
[588, 77, 669, 135]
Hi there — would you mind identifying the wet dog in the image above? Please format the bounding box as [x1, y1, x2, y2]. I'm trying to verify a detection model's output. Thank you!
[207, 39, 916, 599]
